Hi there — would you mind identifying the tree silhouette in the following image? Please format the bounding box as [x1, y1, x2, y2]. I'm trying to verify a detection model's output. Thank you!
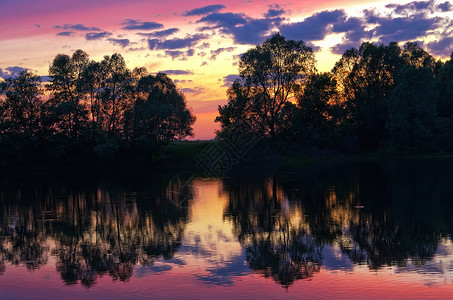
[216, 33, 316, 137]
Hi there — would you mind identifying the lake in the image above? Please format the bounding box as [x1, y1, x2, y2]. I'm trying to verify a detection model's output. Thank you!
[1, 158, 453, 299]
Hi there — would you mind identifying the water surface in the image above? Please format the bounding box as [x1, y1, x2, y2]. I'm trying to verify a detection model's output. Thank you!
[1, 159, 453, 299]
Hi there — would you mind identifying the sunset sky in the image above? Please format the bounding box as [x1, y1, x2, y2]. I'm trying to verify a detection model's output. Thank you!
[0, 0, 452, 139]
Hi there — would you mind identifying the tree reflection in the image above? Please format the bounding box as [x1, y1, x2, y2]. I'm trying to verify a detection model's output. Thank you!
[0, 172, 190, 287]
[223, 177, 323, 287]
[222, 160, 453, 286]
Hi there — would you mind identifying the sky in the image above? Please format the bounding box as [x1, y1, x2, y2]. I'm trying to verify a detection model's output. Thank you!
[0, 0, 452, 139]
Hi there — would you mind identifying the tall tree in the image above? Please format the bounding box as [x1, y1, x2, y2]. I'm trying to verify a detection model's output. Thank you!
[296, 72, 345, 146]
[0, 70, 42, 135]
[124, 73, 195, 149]
[387, 66, 438, 151]
[343, 42, 404, 148]
[47, 50, 90, 138]
[216, 33, 316, 137]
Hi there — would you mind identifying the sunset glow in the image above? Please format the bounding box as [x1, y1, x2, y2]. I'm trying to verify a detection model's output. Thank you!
[1, 0, 452, 139]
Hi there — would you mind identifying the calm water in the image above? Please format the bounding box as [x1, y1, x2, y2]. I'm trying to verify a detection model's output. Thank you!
[1, 159, 453, 299]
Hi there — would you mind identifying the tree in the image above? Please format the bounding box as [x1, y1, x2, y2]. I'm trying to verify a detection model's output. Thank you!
[216, 33, 316, 137]
[343, 42, 404, 148]
[47, 50, 90, 138]
[124, 73, 195, 150]
[296, 72, 346, 146]
[387, 65, 438, 151]
[0, 70, 42, 135]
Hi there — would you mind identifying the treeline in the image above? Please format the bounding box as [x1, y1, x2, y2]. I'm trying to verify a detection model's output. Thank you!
[0, 50, 195, 167]
[217, 34, 453, 154]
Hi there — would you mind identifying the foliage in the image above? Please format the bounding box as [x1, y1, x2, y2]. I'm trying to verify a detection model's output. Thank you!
[0, 50, 195, 166]
[216, 33, 316, 137]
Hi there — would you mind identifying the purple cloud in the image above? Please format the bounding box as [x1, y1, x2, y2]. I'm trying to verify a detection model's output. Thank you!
[148, 34, 206, 50]
[184, 4, 225, 16]
[160, 70, 193, 75]
[221, 74, 240, 87]
[86, 31, 112, 40]
[0, 66, 29, 80]
[280, 10, 345, 41]
[108, 38, 130, 48]
[56, 31, 75, 36]
[55, 24, 101, 31]
[209, 47, 236, 60]
[122, 19, 163, 30]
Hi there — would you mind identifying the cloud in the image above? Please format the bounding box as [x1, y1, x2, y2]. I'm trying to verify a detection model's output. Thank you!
[174, 79, 193, 84]
[369, 12, 442, 44]
[56, 31, 75, 36]
[164, 50, 185, 59]
[86, 31, 112, 40]
[34, 24, 40, 28]
[148, 34, 206, 50]
[184, 4, 225, 16]
[221, 74, 240, 87]
[426, 36, 453, 56]
[385, 1, 433, 14]
[0, 66, 29, 79]
[181, 87, 196, 93]
[138, 28, 180, 38]
[160, 70, 193, 75]
[55, 24, 101, 31]
[265, 4, 286, 18]
[437, 1, 453, 12]
[108, 38, 130, 48]
[280, 10, 345, 41]
[197, 12, 283, 44]
[122, 19, 163, 30]
[209, 47, 236, 60]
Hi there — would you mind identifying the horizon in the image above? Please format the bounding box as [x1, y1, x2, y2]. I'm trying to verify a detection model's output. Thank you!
[1, 0, 452, 139]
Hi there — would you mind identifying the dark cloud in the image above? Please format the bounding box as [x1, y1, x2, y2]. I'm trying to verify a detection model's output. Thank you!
[181, 87, 196, 93]
[108, 38, 130, 48]
[164, 50, 185, 59]
[369, 13, 442, 44]
[330, 41, 361, 55]
[160, 70, 193, 75]
[56, 31, 75, 36]
[326, 3, 449, 55]
[184, 4, 226, 16]
[437, 1, 453, 11]
[139, 28, 180, 38]
[55, 24, 101, 31]
[385, 1, 433, 14]
[0, 66, 29, 80]
[265, 4, 286, 18]
[34, 24, 40, 28]
[174, 79, 193, 84]
[209, 47, 236, 60]
[198, 42, 210, 49]
[86, 31, 112, 40]
[221, 74, 240, 87]
[280, 10, 344, 41]
[265, 8, 285, 18]
[148, 34, 206, 50]
[187, 48, 195, 56]
[122, 19, 164, 30]
[197, 12, 283, 44]
[426, 36, 453, 56]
